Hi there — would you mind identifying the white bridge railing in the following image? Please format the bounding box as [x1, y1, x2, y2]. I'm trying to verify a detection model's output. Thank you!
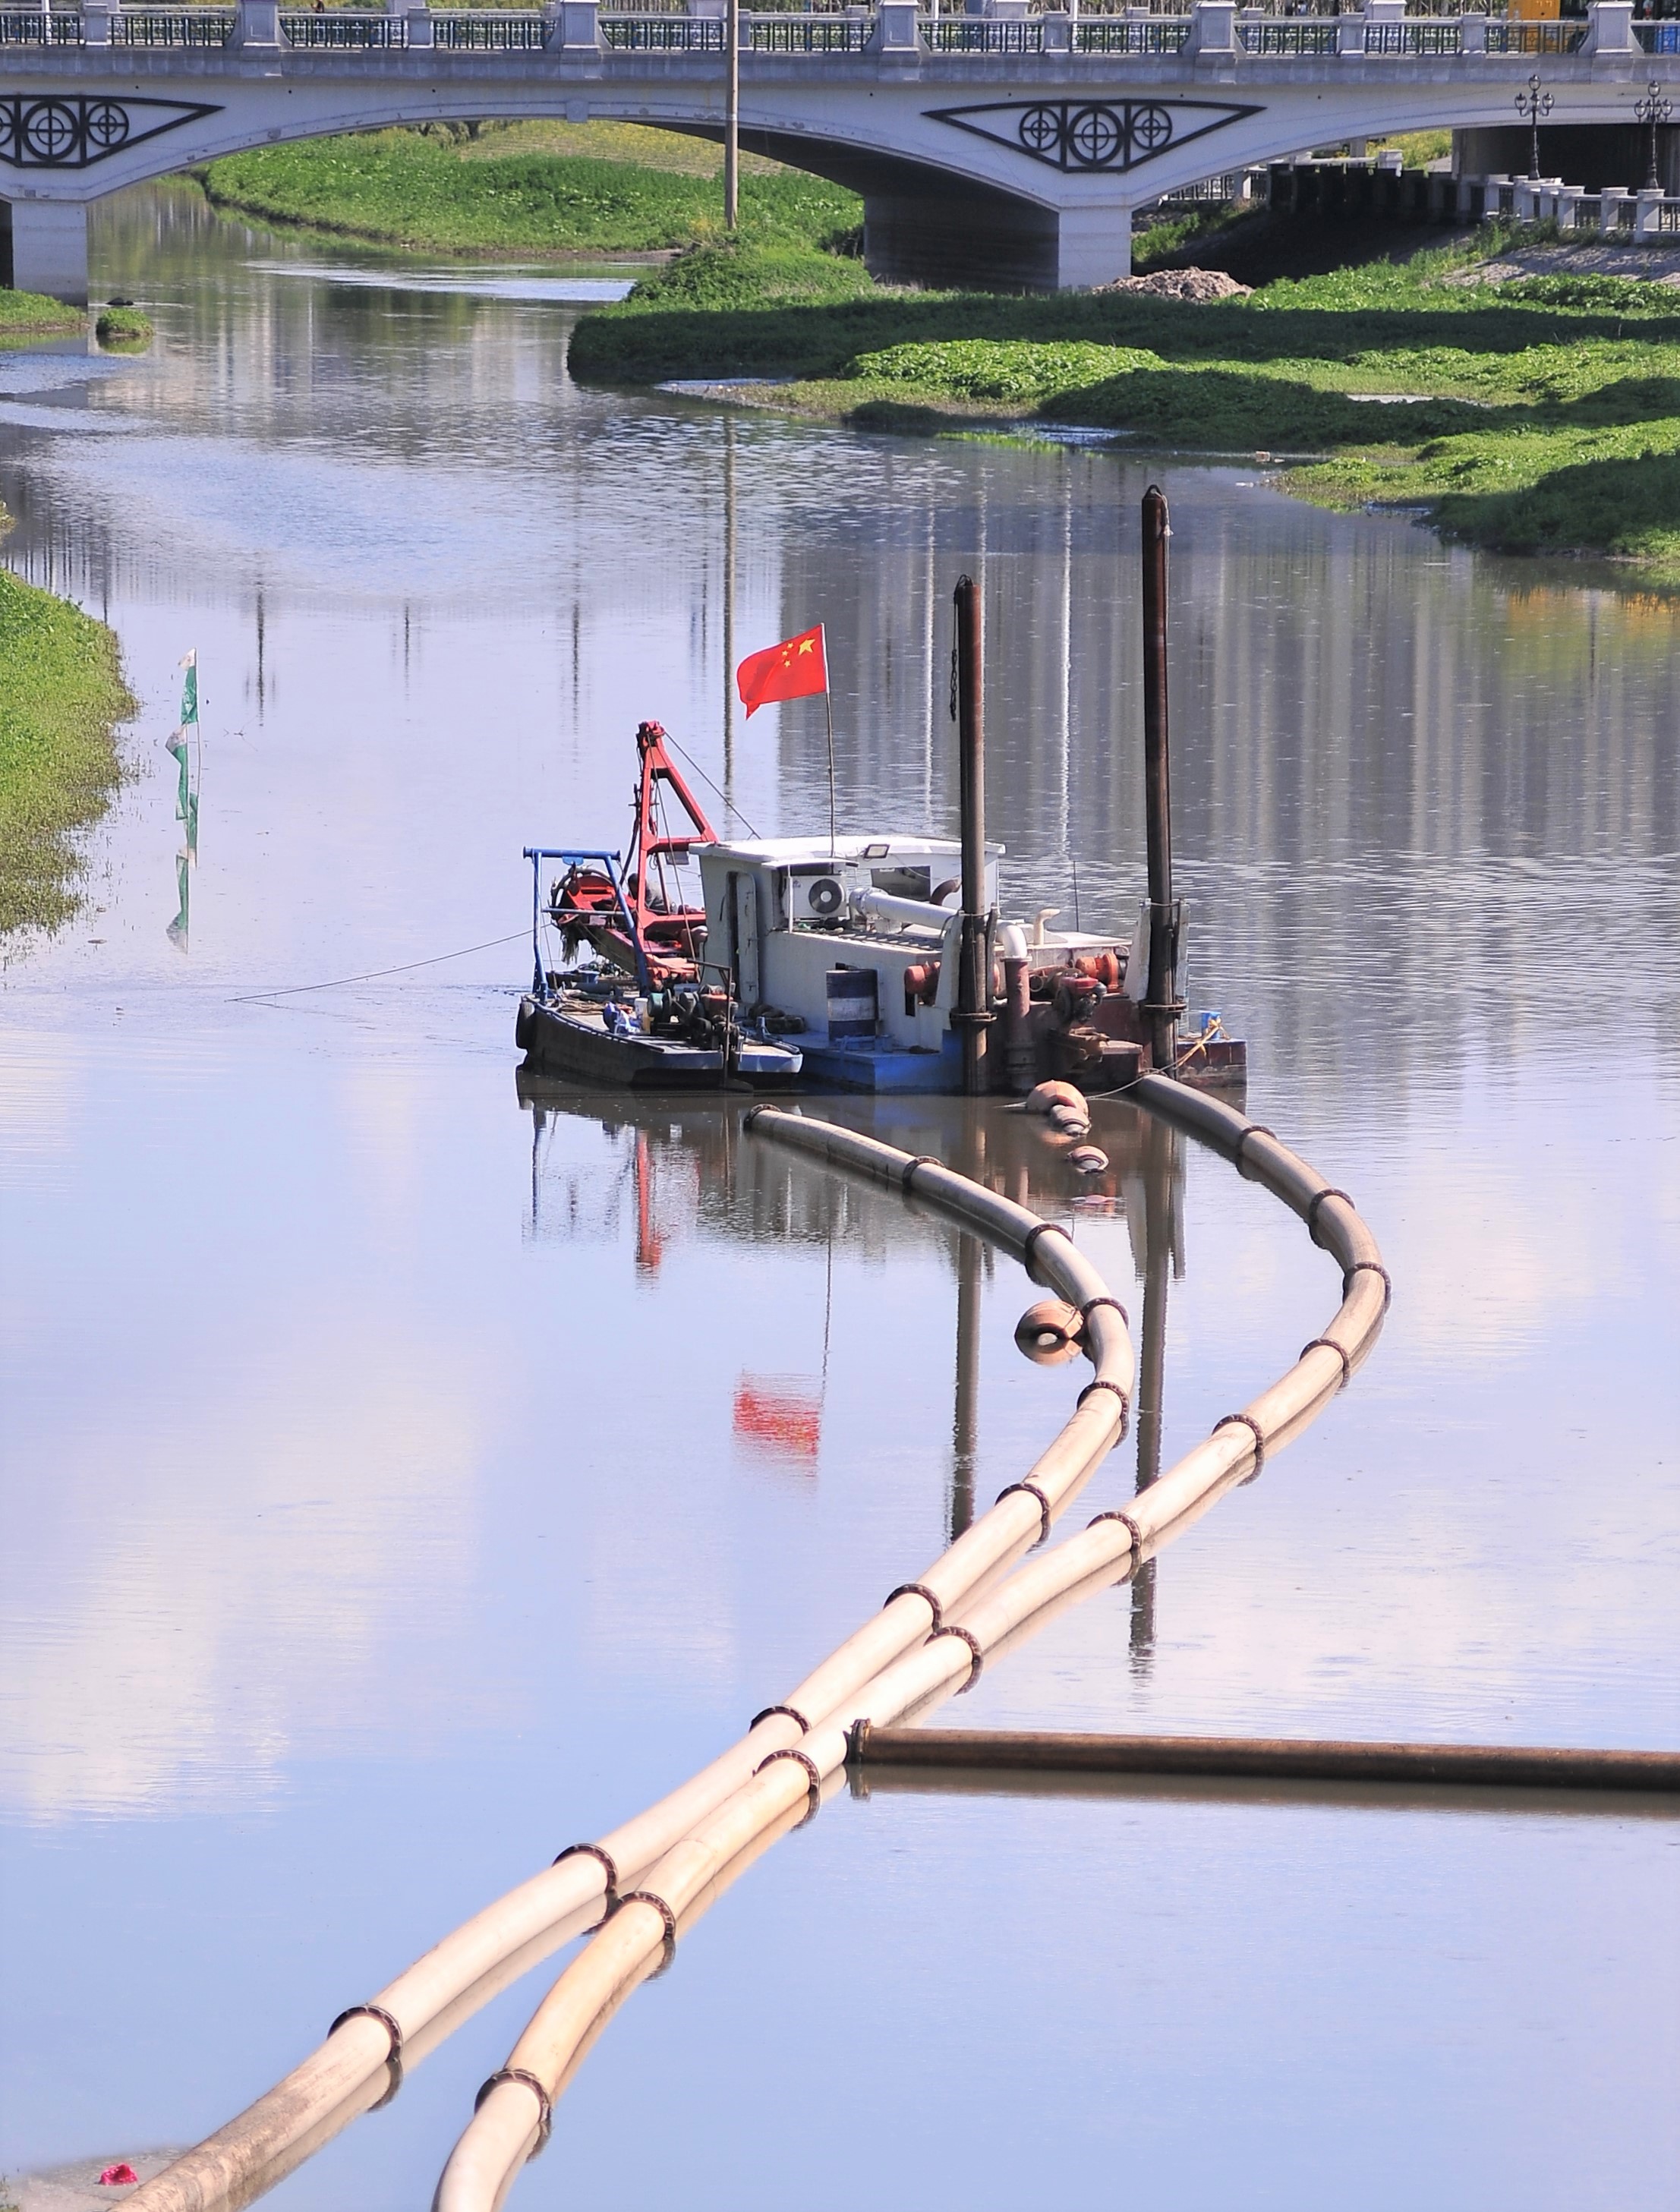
[1, 0, 1672, 55]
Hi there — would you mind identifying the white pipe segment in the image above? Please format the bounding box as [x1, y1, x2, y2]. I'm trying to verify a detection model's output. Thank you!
[431, 1093, 1388, 2212]
[127, 1114, 1134, 2212]
[847, 887, 953, 933]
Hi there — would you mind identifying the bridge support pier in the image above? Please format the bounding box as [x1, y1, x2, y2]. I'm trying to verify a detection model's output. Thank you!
[1054, 204, 1133, 291]
[862, 190, 1131, 293]
[2, 200, 90, 307]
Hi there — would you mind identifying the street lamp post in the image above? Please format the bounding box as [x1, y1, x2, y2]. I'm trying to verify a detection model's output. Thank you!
[1635, 79, 1673, 193]
[1515, 72, 1553, 184]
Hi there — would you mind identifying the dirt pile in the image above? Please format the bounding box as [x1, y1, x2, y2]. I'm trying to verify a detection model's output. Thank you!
[1096, 267, 1254, 301]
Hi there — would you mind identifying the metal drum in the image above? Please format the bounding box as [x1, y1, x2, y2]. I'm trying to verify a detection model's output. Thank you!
[825, 965, 878, 1044]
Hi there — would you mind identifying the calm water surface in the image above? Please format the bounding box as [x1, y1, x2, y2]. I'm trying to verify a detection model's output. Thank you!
[2, 183, 1678, 2210]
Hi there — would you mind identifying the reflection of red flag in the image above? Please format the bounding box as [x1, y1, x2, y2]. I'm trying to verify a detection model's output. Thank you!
[733, 1376, 821, 1464]
[736, 625, 827, 717]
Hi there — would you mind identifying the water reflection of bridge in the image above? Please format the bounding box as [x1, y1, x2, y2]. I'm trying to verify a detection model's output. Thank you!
[517, 1073, 1184, 1655]
[1, 0, 1674, 297]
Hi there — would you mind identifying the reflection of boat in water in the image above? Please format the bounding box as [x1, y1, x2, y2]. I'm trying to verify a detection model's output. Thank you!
[515, 1067, 1185, 1633]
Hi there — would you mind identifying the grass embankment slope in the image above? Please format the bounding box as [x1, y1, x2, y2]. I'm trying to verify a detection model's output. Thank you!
[0, 288, 153, 349]
[0, 288, 86, 336]
[570, 235, 1680, 578]
[203, 122, 860, 257]
[0, 563, 134, 934]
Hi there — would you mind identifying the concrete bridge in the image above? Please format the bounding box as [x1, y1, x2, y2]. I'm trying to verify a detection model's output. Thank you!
[1, 0, 1675, 298]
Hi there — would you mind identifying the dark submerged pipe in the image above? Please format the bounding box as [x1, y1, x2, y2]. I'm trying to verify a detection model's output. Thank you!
[849, 1726, 1680, 1794]
[953, 574, 993, 1096]
[1140, 487, 1180, 1078]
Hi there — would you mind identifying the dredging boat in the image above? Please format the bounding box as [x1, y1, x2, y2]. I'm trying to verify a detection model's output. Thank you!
[517, 515, 1246, 1098]
[515, 720, 805, 1090]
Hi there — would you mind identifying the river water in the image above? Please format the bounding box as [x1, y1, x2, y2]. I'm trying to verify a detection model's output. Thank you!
[2, 181, 1677, 2210]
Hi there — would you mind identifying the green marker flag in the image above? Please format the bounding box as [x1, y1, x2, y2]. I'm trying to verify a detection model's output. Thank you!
[166, 649, 200, 862]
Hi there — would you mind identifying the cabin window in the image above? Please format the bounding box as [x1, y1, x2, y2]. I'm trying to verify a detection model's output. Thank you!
[870, 866, 932, 901]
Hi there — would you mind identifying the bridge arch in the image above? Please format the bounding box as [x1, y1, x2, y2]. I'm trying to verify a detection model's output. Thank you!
[0, 2, 1673, 299]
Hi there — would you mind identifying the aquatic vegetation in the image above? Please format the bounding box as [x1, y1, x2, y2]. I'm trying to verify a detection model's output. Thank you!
[0, 286, 84, 339]
[95, 304, 154, 351]
[571, 231, 1680, 575]
[0, 564, 134, 936]
[201, 127, 859, 257]
[851, 338, 1162, 405]
[628, 239, 875, 310]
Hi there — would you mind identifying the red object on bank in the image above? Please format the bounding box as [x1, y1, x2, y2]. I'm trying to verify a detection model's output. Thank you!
[99, 2166, 140, 2187]
[736, 625, 828, 717]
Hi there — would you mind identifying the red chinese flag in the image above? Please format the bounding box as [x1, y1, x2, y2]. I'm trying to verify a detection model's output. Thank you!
[736, 625, 827, 718]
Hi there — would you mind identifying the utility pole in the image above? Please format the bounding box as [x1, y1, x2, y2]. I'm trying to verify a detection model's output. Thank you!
[724, 0, 739, 228]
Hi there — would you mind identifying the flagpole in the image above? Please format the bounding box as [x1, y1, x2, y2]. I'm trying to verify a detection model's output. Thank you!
[821, 624, 836, 860]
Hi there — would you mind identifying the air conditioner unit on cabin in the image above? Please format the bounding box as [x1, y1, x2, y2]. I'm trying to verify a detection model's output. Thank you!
[785, 868, 853, 925]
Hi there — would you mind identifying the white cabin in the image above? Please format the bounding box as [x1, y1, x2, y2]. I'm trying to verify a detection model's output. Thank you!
[698, 835, 991, 1054]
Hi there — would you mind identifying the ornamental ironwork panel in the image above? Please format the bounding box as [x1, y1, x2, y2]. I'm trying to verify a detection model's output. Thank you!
[0, 93, 220, 167]
[928, 96, 1261, 175]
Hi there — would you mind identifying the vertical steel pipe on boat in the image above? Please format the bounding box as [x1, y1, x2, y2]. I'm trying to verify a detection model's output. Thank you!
[953, 574, 993, 1097]
[1140, 487, 1180, 1079]
[1002, 954, 1035, 1095]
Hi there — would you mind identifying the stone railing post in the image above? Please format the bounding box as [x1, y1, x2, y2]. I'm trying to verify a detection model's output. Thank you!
[1599, 186, 1628, 233]
[1187, 0, 1237, 56]
[1555, 183, 1582, 228]
[1583, 0, 1633, 54]
[870, 0, 922, 49]
[1041, 7, 1070, 49]
[550, 0, 599, 45]
[83, 0, 110, 40]
[1335, 11, 1366, 54]
[1633, 186, 1663, 237]
[406, 5, 433, 44]
[1459, 13, 1485, 52]
[232, 0, 285, 48]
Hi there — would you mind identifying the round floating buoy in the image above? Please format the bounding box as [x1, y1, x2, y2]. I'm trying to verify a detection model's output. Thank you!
[1014, 1298, 1086, 1366]
[1023, 1079, 1086, 1117]
[1048, 1102, 1092, 1137]
[1068, 1145, 1110, 1175]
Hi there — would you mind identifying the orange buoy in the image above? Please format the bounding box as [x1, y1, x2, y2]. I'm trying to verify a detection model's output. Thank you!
[1013, 1298, 1086, 1365]
[1023, 1079, 1086, 1117]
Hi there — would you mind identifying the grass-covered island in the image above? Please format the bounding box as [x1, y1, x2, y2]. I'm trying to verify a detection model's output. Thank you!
[570, 233, 1680, 580]
[0, 285, 154, 352]
[0, 560, 134, 935]
[203, 121, 860, 257]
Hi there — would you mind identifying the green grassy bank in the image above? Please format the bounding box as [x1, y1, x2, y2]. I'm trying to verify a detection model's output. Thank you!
[569, 235, 1680, 578]
[203, 123, 860, 257]
[0, 564, 134, 935]
[0, 287, 153, 351]
[0, 287, 88, 337]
